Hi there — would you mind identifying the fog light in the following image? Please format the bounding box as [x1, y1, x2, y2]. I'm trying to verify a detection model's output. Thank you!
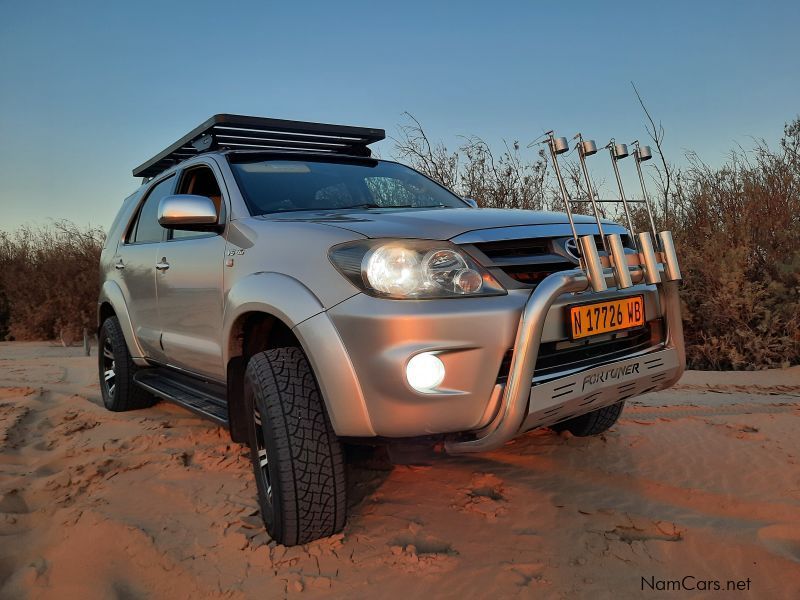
[406, 352, 445, 393]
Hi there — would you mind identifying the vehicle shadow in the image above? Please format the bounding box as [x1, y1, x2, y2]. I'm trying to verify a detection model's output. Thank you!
[345, 444, 395, 509]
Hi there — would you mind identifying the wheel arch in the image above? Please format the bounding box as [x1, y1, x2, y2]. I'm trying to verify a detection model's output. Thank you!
[98, 301, 116, 327]
[225, 310, 300, 443]
[223, 272, 373, 441]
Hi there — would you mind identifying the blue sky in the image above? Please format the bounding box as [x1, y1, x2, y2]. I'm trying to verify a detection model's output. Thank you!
[1, 0, 798, 230]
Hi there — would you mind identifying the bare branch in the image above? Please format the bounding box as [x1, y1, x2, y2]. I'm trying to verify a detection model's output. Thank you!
[631, 81, 672, 225]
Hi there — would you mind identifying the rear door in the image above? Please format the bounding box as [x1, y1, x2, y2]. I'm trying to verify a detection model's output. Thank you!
[155, 163, 227, 381]
[115, 175, 175, 362]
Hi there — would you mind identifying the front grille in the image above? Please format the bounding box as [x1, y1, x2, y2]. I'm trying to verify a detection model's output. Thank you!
[470, 234, 634, 287]
[496, 319, 664, 383]
[477, 238, 551, 260]
[501, 264, 570, 285]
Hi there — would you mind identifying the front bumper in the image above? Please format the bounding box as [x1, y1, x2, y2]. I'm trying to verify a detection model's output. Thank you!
[323, 289, 528, 436]
[315, 264, 678, 441]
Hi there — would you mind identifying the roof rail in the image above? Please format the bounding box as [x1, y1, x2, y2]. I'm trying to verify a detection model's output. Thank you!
[132, 114, 386, 178]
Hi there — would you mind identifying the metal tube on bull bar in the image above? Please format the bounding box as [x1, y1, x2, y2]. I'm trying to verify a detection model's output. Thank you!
[632, 141, 660, 244]
[607, 140, 638, 249]
[658, 230, 682, 281]
[546, 132, 580, 249]
[578, 235, 607, 292]
[636, 231, 662, 285]
[606, 233, 633, 289]
[575, 133, 608, 254]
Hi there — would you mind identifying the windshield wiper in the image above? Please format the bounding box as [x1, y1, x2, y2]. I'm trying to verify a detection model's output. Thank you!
[262, 207, 338, 214]
[338, 203, 446, 210]
[262, 203, 448, 214]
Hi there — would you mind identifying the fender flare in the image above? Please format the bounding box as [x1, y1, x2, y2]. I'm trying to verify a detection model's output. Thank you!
[222, 272, 327, 365]
[223, 272, 374, 437]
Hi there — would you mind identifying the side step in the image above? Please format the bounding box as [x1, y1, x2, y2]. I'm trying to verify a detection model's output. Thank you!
[134, 368, 229, 426]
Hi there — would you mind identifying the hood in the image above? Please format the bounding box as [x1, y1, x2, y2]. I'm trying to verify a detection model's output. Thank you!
[258, 207, 614, 240]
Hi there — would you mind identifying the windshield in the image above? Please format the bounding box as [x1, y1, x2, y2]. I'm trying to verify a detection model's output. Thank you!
[230, 158, 467, 215]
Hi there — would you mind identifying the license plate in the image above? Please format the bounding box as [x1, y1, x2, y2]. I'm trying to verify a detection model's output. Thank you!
[568, 296, 645, 340]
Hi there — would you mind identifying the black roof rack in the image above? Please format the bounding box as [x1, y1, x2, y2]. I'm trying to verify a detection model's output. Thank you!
[132, 114, 386, 178]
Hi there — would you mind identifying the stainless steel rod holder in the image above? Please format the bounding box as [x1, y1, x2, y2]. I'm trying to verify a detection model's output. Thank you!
[607, 140, 637, 249]
[636, 231, 662, 285]
[579, 235, 607, 292]
[546, 132, 580, 249]
[606, 233, 633, 289]
[658, 230, 682, 281]
[575, 133, 608, 254]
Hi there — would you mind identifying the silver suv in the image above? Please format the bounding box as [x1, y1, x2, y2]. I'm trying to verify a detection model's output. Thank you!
[98, 115, 685, 545]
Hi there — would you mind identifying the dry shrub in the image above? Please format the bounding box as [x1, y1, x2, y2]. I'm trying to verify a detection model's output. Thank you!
[679, 245, 799, 369]
[0, 221, 105, 342]
[668, 120, 800, 369]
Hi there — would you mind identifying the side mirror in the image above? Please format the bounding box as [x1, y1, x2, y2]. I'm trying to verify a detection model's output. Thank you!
[158, 195, 219, 230]
[463, 198, 479, 208]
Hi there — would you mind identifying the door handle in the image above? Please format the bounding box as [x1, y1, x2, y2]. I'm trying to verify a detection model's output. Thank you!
[155, 258, 170, 271]
[114, 259, 125, 270]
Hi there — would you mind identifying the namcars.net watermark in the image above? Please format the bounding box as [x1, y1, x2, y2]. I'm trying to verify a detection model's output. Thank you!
[642, 576, 752, 592]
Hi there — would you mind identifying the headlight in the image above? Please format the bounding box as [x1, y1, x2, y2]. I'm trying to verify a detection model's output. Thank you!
[329, 239, 506, 299]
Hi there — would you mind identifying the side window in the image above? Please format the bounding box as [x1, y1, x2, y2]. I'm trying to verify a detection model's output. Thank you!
[171, 166, 224, 240]
[130, 176, 175, 244]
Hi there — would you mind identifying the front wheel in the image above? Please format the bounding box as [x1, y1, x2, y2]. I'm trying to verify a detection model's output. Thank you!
[551, 401, 625, 437]
[245, 347, 347, 546]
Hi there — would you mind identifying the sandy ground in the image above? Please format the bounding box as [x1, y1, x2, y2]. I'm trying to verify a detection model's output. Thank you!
[1, 341, 799, 599]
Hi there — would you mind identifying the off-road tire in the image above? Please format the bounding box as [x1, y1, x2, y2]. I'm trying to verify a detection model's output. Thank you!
[245, 347, 346, 546]
[98, 316, 156, 411]
[551, 401, 625, 437]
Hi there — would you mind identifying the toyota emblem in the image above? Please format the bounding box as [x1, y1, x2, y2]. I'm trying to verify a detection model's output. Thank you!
[564, 238, 581, 261]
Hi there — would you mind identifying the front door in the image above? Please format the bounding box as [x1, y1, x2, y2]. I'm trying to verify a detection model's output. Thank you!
[155, 164, 227, 381]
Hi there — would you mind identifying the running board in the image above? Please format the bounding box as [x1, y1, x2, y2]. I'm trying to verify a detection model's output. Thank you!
[134, 368, 229, 426]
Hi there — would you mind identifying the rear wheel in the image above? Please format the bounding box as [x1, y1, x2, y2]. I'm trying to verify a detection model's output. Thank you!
[245, 347, 346, 546]
[98, 316, 156, 411]
[551, 401, 625, 437]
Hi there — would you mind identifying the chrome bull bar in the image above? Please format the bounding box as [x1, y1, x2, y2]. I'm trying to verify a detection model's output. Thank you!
[445, 130, 685, 454]
[444, 265, 685, 455]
